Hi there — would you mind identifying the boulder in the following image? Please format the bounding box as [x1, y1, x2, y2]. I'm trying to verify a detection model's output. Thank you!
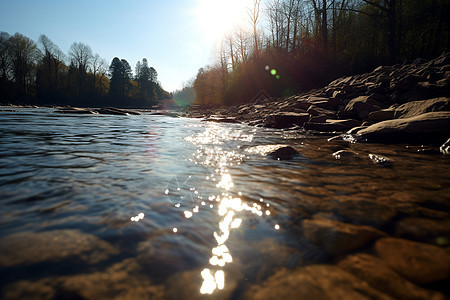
[245, 144, 300, 160]
[0, 230, 119, 267]
[303, 217, 386, 255]
[375, 237, 450, 285]
[368, 109, 395, 122]
[394, 97, 450, 118]
[338, 253, 446, 300]
[304, 119, 360, 133]
[307, 105, 336, 117]
[245, 265, 392, 300]
[264, 112, 310, 128]
[355, 111, 450, 143]
[341, 95, 382, 119]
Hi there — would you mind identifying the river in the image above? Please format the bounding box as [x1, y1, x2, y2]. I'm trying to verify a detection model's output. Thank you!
[0, 107, 449, 299]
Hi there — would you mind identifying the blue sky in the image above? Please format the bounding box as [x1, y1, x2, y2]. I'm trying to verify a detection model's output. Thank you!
[0, 0, 256, 92]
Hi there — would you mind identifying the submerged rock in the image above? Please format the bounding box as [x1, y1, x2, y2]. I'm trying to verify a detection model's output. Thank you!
[338, 253, 446, 300]
[375, 237, 450, 285]
[245, 264, 392, 300]
[303, 217, 386, 255]
[332, 150, 359, 160]
[0, 230, 119, 267]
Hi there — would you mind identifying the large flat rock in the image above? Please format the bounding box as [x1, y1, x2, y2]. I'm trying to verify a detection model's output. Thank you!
[355, 111, 450, 143]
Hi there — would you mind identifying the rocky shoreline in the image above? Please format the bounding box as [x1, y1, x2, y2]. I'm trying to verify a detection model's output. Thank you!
[187, 52, 450, 151]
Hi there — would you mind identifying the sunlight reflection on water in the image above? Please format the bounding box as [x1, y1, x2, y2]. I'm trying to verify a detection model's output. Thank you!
[183, 123, 271, 294]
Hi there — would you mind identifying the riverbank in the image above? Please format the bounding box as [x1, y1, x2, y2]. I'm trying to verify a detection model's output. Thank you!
[186, 52, 450, 149]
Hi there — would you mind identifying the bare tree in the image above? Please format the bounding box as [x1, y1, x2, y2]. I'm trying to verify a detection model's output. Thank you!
[69, 42, 93, 96]
[38, 34, 65, 92]
[248, 0, 262, 57]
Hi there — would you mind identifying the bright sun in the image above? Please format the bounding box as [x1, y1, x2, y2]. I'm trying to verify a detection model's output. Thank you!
[195, 0, 254, 41]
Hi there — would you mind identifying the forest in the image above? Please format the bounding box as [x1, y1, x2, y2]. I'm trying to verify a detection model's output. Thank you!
[0, 33, 170, 108]
[174, 0, 449, 107]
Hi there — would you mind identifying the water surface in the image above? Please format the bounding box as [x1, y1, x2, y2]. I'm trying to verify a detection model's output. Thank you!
[0, 107, 449, 299]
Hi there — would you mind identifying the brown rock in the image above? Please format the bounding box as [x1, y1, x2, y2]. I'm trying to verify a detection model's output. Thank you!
[264, 112, 310, 128]
[368, 109, 395, 122]
[355, 111, 450, 143]
[342, 95, 382, 119]
[303, 217, 386, 255]
[394, 97, 450, 119]
[245, 264, 392, 300]
[338, 253, 446, 300]
[375, 237, 450, 285]
[245, 144, 300, 160]
[0, 230, 119, 267]
[395, 217, 450, 245]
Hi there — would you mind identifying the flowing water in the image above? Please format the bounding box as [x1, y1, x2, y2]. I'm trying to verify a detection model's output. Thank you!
[0, 107, 449, 299]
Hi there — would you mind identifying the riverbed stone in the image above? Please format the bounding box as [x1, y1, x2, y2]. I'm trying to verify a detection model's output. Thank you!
[395, 217, 450, 245]
[55, 107, 96, 114]
[263, 112, 310, 128]
[2, 258, 166, 300]
[355, 111, 450, 143]
[0, 229, 119, 267]
[440, 137, 450, 155]
[394, 97, 450, 118]
[245, 144, 300, 160]
[341, 95, 382, 119]
[374, 237, 450, 285]
[245, 264, 392, 300]
[368, 109, 395, 122]
[303, 217, 386, 255]
[338, 253, 446, 300]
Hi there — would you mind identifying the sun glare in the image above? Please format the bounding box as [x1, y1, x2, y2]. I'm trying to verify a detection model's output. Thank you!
[195, 0, 254, 41]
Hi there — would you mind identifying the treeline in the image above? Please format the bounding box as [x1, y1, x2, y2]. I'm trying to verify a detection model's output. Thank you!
[178, 0, 449, 106]
[0, 32, 170, 107]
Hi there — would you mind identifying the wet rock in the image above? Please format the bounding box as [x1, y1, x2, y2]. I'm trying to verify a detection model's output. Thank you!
[394, 97, 450, 119]
[305, 119, 360, 133]
[338, 253, 446, 300]
[332, 150, 358, 160]
[368, 109, 395, 122]
[264, 112, 310, 128]
[375, 237, 450, 285]
[95, 107, 140, 115]
[395, 217, 450, 245]
[0, 230, 119, 267]
[55, 107, 96, 114]
[2, 258, 165, 300]
[368, 153, 393, 166]
[245, 144, 300, 160]
[440, 138, 450, 155]
[203, 116, 239, 123]
[303, 217, 386, 255]
[245, 264, 392, 300]
[355, 111, 450, 143]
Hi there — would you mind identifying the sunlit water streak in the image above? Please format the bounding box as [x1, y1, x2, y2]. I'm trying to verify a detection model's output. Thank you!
[0, 108, 449, 299]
